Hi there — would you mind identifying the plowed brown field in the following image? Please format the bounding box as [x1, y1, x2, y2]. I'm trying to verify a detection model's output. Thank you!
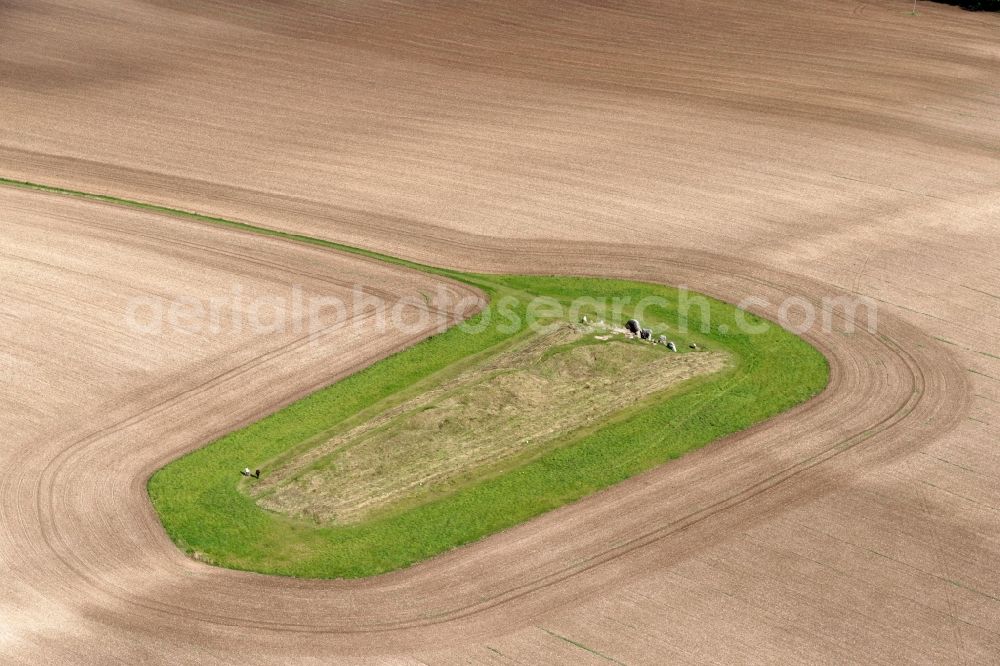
[1, 0, 997, 662]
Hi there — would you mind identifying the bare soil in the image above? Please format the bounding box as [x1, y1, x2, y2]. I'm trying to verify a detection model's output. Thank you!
[0, 0, 997, 662]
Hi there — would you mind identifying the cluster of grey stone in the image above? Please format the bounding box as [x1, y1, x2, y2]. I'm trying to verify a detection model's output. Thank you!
[626, 319, 677, 351]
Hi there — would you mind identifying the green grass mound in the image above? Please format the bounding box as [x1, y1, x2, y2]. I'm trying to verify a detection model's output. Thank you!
[149, 273, 828, 578]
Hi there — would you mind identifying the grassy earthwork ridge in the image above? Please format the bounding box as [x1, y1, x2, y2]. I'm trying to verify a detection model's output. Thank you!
[0, 177, 829, 579]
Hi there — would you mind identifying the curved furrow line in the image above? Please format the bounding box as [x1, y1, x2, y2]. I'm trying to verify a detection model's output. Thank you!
[1, 183, 967, 650]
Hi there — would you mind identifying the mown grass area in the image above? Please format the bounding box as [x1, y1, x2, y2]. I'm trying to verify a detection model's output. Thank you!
[0, 176, 828, 579]
[248, 323, 727, 526]
[149, 273, 828, 578]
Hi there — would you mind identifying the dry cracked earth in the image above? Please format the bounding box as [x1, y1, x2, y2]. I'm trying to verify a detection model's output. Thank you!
[0, 0, 998, 663]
